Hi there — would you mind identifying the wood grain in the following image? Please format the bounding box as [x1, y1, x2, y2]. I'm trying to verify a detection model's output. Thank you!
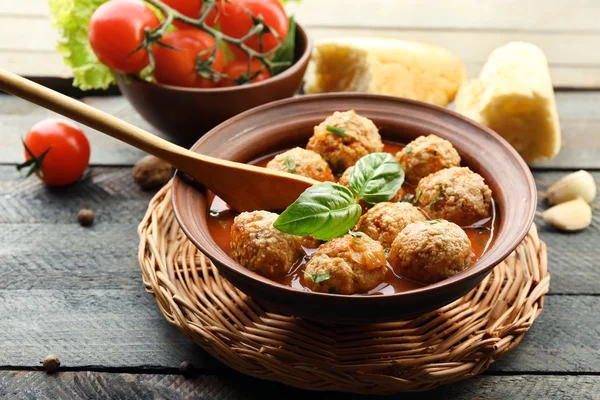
[3, 2, 600, 87]
[0, 371, 599, 400]
[0, 93, 599, 168]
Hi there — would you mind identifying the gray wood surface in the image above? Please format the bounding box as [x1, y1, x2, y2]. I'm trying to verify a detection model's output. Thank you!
[1, 371, 599, 400]
[1, 92, 600, 168]
[1, 90, 599, 398]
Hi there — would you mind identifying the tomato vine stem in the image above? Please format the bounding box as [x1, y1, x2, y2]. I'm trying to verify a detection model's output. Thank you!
[142, 0, 292, 83]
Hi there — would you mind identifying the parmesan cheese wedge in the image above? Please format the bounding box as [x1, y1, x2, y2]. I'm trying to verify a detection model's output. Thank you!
[455, 42, 561, 163]
[304, 38, 466, 107]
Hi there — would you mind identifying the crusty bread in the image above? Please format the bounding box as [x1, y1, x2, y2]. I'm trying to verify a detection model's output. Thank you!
[455, 42, 561, 163]
[304, 38, 466, 107]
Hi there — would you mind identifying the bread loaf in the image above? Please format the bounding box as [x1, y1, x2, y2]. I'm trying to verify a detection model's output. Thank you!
[455, 42, 561, 163]
[305, 38, 466, 107]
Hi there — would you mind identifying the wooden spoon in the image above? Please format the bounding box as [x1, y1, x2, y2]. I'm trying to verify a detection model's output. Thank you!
[0, 69, 318, 212]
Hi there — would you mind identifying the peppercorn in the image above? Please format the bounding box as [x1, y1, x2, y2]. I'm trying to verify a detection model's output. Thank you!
[41, 354, 60, 373]
[77, 208, 95, 226]
[179, 360, 195, 378]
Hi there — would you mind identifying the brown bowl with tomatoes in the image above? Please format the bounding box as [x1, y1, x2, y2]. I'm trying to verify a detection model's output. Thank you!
[87, 0, 312, 145]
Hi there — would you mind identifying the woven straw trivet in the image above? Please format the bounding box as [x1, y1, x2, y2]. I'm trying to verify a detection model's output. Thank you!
[138, 183, 550, 394]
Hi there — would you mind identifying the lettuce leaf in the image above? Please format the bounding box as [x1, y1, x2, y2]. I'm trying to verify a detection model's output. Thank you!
[48, 0, 115, 90]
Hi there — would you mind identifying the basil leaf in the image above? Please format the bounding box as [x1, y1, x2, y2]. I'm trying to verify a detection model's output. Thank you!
[348, 153, 405, 204]
[270, 16, 296, 75]
[274, 182, 362, 240]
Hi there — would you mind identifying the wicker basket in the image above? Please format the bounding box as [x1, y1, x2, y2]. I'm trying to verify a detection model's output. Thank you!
[138, 183, 549, 394]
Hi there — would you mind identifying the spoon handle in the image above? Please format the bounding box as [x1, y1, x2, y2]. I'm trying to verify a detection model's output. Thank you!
[0, 68, 199, 171]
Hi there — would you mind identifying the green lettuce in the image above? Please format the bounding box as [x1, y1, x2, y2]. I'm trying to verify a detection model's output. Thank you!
[48, 0, 115, 90]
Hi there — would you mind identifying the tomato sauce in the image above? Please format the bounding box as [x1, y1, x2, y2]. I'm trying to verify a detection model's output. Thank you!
[207, 142, 498, 295]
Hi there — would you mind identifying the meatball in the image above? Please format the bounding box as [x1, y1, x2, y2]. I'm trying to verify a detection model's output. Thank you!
[303, 234, 387, 294]
[417, 167, 492, 226]
[388, 220, 473, 284]
[356, 202, 426, 248]
[396, 135, 461, 185]
[266, 147, 334, 182]
[230, 211, 303, 278]
[307, 110, 384, 174]
[339, 166, 411, 202]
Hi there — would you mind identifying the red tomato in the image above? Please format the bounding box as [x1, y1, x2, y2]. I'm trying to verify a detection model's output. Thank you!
[153, 30, 224, 88]
[20, 119, 90, 187]
[220, 0, 289, 55]
[220, 58, 271, 87]
[88, 0, 160, 74]
[161, 0, 219, 29]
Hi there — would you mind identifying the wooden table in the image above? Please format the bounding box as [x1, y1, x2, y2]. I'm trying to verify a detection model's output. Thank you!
[0, 92, 599, 400]
[1, 0, 600, 398]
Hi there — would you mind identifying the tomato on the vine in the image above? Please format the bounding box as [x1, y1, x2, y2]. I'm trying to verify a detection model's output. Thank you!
[88, 0, 160, 74]
[161, 0, 219, 29]
[153, 30, 224, 88]
[220, 59, 271, 87]
[19, 119, 90, 187]
[220, 0, 289, 56]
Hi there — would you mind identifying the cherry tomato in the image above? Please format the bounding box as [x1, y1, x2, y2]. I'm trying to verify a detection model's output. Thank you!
[88, 0, 160, 74]
[153, 30, 224, 88]
[220, 58, 271, 87]
[220, 0, 289, 56]
[161, 0, 219, 29]
[19, 119, 90, 187]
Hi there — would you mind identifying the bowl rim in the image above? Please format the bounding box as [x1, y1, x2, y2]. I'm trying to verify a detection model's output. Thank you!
[172, 93, 537, 301]
[119, 22, 312, 93]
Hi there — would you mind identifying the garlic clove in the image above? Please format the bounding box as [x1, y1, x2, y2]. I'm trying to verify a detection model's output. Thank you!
[547, 170, 596, 205]
[543, 197, 592, 232]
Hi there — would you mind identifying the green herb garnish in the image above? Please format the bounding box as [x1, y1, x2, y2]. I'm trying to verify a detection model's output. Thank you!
[326, 125, 345, 137]
[348, 153, 405, 204]
[303, 271, 331, 284]
[404, 146, 412, 154]
[429, 183, 446, 210]
[348, 231, 362, 238]
[414, 189, 422, 204]
[424, 219, 442, 225]
[285, 156, 297, 174]
[342, 115, 352, 123]
[274, 153, 404, 240]
[399, 193, 415, 203]
[384, 248, 390, 257]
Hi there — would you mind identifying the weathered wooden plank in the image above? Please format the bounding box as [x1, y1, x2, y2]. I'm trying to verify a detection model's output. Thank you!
[0, 289, 598, 372]
[0, 289, 225, 371]
[3, 15, 600, 88]
[0, 167, 598, 293]
[0, 92, 599, 168]
[0, 371, 599, 400]
[13, 0, 600, 32]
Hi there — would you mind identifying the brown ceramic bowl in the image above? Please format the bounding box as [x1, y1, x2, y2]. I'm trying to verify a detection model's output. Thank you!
[116, 23, 312, 146]
[171, 94, 537, 324]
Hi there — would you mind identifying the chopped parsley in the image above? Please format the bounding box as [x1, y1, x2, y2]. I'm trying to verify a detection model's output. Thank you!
[404, 146, 412, 154]
[429, 183, 446, 210]
[209, 209, 219, 217]
[303, 271, 331, 284]
[342, 115, 352, 123]
[384, 248, 390, 258]
[317, 165, 324, 172]
[399, 193, 415, 203]
[348, 231, 362, 238]
[414, 189, 422, 204]
[285, 156, 297, 174]
[424, 219, 442, 225]
[326, 125, 345, 137]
